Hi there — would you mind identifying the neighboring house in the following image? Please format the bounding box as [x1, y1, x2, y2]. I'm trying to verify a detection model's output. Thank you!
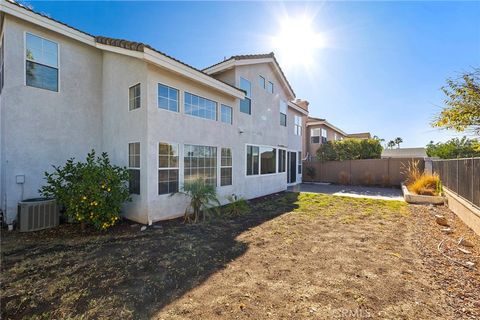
[0, 0, 308, 225]
[381, 148, 428, 159]
[305, 116, 371, 160]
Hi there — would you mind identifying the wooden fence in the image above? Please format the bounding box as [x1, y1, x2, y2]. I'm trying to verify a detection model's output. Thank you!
[302, 158, 425, 187]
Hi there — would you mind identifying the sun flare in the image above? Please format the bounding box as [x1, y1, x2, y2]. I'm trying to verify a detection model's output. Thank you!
[271, 15, 326, 68]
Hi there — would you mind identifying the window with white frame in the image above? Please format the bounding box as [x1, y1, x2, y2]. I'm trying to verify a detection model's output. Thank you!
[185, 92, 217, 120]
[25, 33, 58, 92]
[280, 100, 287, 127]
[221, 104, 232, 124]
[184, 145, 217, 186]
[220, 148, 232, 186]
[267, 81, 273, 93]
[278, 149, 286, 173]
[294, 115, 302, 135]
[240, 77, 251, 114]
[258, 75, 265, 89]
[129, 83, 141, 110]
[260, 147, 276, 174]
[158, 83, 178, 112]
[246, 145, 259, 175]
[321, 128, 328, 143]
[158, 142, 179, 195]
[311, 128, 320, 144]
[128, 142, 140, 195]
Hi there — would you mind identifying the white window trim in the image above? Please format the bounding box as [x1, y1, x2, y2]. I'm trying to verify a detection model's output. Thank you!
[128, 82, 141, 111]
[157, 141, 180, 196]
[184, 90, 218, 121]
[220, 147, 233, 187]
[24, 31, 61, 92]
[157, 81, 180, 113]
[245, 144, 280, 177]
[220, 104, 233, 125]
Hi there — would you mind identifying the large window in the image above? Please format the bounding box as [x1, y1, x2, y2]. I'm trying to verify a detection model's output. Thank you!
[246, 145, 259, 175]
[260, 147, 276, 174]
[158, 142, 179, 195]
[129, 83, 141, 110]
[294, 115, 302, 136]
[158, 84, 179, 112]
[278, 149, 286, 173]
[185, 92, 217, 120]
[280, 100, 287, 126]
[25, 33, 58, 92]
[321, 128, 328, 143]
[240, 77, 251, 114]
[221, 104, 232, 124]
[267, 81, 274, 94]
[184, 145, 217, 186]
[128, 142, 140, 195]
[311, 128, 320, 144]
[221, 148, 232, 186]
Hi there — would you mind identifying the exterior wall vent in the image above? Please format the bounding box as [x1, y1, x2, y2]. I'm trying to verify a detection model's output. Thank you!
[18, 198, 59, 232]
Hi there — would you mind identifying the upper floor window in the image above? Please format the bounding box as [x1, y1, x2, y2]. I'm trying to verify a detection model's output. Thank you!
[311, 128, 320, 144]
[280, 100, 287, 126]
[158, 83, 179, 112]
[240, 77, 251, 114]
[25, 33, 58, 92]
[258, 75, 265, 89]
[294, 115, 302, 136]
[129, 83, 141, 110]
[185, 92, 217, 121]
[267, 81, 273, 94]
[221, 104, 232, 124]
[321, 128, 328, 143]
[128, 142, 140, 195]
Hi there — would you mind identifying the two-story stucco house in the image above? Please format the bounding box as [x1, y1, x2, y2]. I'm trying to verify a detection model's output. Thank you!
[0, 0, 308, 225]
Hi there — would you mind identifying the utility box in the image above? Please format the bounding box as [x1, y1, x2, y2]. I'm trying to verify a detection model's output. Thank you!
[18, 198, 59, 232]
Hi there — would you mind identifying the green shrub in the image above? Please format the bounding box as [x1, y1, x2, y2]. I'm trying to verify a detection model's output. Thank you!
[224, 194, 250, 216]
[39, 150, 131, 230]
[178, 178, 220, 223]
[304, 166, 316, 179]
[426, 137, 480, 159]
[316, 138, 382, 161]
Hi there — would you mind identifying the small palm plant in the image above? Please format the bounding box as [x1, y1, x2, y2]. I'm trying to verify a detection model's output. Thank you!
[178, 178, 220, 223]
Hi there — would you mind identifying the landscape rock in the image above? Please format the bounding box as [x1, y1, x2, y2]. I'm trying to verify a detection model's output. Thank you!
[465, 261, 476, 269]
[140, 226, 147, 231]
[435, 215, 449, 227]
[458, 237, 474, 248]
[457, 248, 472, 255]
[441, 227, 453, 234]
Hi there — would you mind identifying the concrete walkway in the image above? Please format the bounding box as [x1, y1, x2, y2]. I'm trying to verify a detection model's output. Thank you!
[288, 183, 404, 201]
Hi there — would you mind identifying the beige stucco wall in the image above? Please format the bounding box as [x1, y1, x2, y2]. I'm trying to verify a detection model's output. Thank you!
[1, 16, 103, 223]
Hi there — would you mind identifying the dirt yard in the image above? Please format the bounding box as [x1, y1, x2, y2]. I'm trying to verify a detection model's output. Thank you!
[1, 192, 479, 319]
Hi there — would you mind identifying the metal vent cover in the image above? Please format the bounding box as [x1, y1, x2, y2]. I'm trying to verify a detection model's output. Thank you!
[18, 198, 59, 232]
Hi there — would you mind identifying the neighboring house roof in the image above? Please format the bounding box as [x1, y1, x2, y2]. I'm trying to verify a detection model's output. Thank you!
[347, 132, 371, 139]
[381, 148, 428, 158]
[306, 117, 348, 136]
[2, 0, 244, 99]
[287, 101, 308, 116]
[203, 52, 296, 100]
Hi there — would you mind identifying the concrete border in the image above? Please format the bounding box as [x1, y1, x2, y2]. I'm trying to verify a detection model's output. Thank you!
[401, 183, 445, 205]
[444, 188, 480, 236]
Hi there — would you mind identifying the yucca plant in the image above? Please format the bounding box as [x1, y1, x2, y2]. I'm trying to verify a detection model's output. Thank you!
[224, 194, 250, 217]
[178, 178, 220, 223]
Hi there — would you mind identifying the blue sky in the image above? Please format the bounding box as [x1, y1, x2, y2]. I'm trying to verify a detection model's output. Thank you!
[24, 1, 480, 147]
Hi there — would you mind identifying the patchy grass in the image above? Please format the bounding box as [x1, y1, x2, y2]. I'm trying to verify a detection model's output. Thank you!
[0, 192, 462, 319]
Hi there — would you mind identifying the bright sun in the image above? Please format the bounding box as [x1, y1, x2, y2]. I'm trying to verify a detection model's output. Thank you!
[271, 15, 326, 68]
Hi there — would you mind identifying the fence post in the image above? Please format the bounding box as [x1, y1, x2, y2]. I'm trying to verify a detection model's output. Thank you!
[456, 158, 459, 195]
[472, 157, 475, 203]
